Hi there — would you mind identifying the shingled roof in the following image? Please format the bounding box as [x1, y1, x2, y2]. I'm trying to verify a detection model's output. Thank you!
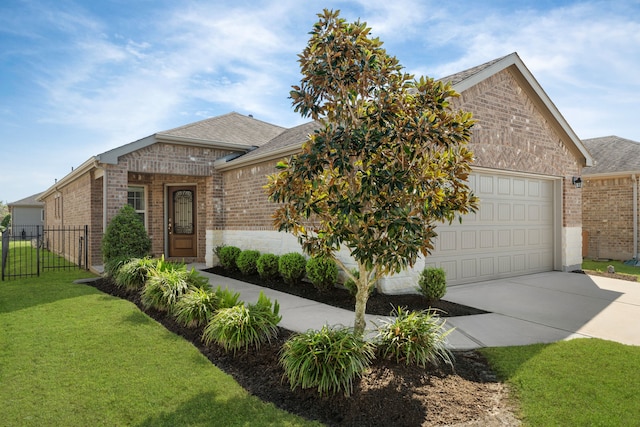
[158, 112, 285, 147]
[219, 52, 592, 169]
[438, 54, 512, 85]
[8, 192, 44, 207]
[582, 136, 640, 175]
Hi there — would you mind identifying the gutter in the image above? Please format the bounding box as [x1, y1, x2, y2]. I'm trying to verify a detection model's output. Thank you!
[214, 145, 301, 171]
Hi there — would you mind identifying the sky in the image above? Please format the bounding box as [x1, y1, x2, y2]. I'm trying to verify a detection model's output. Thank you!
[1, 0, 639, 204]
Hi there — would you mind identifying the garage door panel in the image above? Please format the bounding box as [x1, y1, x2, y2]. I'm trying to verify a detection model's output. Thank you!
[425, 172, 556, 285]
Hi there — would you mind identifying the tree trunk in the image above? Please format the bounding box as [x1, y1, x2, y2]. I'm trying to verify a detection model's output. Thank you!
[353, 263, 373, 337]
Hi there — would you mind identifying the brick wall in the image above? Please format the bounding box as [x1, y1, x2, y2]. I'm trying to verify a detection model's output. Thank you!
[583, 176, 637, 260]
[451, 68, 583, 227]
[221, 68, 585, 232]
[111, 143, 234, 262]
[222, 161, 281, 230]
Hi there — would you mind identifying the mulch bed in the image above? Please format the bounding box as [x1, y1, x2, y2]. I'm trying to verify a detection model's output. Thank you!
[204, 266, 489, 317]
[85, 276, 517, 426]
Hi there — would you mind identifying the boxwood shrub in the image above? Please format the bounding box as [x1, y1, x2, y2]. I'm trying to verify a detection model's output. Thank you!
[236, 250, 261, 275]
[278, 252, 307, 285]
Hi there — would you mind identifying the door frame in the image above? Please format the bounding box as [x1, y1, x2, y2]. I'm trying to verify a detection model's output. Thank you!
[164, 183, 198, 258]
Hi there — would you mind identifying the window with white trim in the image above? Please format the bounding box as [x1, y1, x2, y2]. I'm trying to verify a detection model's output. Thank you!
[127, 186, 147, 228]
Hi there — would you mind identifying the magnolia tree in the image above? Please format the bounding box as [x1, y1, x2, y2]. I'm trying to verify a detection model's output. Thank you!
[266, 9, 478, 336]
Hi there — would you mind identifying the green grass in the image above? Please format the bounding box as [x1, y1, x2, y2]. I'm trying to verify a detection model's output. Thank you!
[482, 339, 640, 426]
[582, 259, 640, 279]
[0, 271, 318, 427]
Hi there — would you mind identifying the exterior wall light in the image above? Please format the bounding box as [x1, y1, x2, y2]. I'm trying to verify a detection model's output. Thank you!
[572, 176, 582, 188]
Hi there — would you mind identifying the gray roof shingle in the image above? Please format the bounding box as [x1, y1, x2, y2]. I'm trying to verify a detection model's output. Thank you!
[438, 54, 512, 85]
[158, 112, 285, 147]
[582, 136, 640, 175]
[9, 192, 44, 206]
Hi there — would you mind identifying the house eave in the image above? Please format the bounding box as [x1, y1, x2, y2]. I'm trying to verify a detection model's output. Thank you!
[214, 145, 301, 171]
[38, 157, 100, 200]
[582, 170, 640, 179]
[96, 134, 255, 165]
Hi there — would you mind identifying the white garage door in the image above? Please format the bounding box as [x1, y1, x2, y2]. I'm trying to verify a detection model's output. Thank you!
[425, 171, 556, 285]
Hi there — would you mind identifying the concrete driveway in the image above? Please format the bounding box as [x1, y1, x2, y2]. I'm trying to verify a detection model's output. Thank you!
[444, 271, 640, 349]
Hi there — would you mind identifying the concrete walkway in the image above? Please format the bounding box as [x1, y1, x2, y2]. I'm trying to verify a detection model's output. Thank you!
[196, 266, 640, 349]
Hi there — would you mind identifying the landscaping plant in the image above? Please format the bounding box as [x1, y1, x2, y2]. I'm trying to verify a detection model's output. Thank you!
[416, 266, 447, 303]
[256, 253, 280, 280]
[212, 285, 242, 309]
[279, 325, 375, 396]
[278, 252, 307, 285]
[236, 250, 261, 275]
[266, 9, 477, 336]
[203, 291, 281, 353]
[141, 267, 190, 312]
[305, 255, 339, 292]
[173, 286, 217, 328]
[101, 204, 151, 277]
[218, 245, 241, 270]
[376, 307, 453, 368]
[114, 257, 156, 291]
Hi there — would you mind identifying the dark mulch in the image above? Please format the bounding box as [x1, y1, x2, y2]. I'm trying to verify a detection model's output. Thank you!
[204, 266, 489, 318]
[85, 277, 516, 427]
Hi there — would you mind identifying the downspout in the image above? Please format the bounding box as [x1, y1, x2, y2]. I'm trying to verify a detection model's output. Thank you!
[633, 174, 638, 261]
[102, 168, 108, 235]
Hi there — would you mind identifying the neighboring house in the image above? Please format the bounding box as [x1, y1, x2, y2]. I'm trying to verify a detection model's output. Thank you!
[582, 136, 640, 261]
[40, 52, 593, 293]
[8, 192, 44, 238]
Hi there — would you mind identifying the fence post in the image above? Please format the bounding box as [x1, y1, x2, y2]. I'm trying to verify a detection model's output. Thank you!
[84, 225, 89, 270]
[1, 230, 9, 281]
[36, 225, 41, 277]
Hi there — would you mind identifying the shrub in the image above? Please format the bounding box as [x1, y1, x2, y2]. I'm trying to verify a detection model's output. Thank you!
[416, 267, 447, 302]
[306, 256, 339, 292]
[101, 204, 151, 273]
[375, 306, 453, 368]
[141, 267, 190, 312]
[278, 252, 307, 285]
[218, 246, 241, 270]
[279, 325, 374, 396]
[173, 287, 217, 328]
[236, 250, 261, 275]
[202, 291, 281, 353]
[114, 257, 156, 291]
[256, 253, 280, 280]
[185, 267, 210, 290]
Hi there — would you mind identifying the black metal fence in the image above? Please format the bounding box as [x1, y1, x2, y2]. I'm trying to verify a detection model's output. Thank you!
[1, 225, 89, 280]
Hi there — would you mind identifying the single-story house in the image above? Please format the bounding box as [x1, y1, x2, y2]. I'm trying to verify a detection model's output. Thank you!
[40, 52, 593, 293]
[582, 136, 640, 261]
[7, 192, 44, 238]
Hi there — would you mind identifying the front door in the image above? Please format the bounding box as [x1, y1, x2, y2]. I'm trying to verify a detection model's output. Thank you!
[168, 186, 197, 258]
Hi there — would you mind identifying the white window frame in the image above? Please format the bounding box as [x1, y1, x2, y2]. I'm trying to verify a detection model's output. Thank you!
[127, 185, 148, 229]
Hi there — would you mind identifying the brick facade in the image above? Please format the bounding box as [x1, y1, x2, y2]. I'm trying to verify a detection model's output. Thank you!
[583, 176, 638, 260]
[220, 68, 584, 233]
[43, 141, 237, 267]
[451, 68, 583, 227]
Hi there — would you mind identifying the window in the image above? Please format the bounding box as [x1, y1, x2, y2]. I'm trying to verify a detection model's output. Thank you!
[127, 186, 147, 227]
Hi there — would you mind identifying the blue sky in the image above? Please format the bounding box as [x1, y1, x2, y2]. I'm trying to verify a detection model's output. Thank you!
[1, 0, 639, 203]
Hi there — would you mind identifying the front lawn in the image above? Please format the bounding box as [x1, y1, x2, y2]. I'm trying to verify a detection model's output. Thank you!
[482, 339, 640, 426]
[582, 259, 640, 280]
[0, 271, 316, 427]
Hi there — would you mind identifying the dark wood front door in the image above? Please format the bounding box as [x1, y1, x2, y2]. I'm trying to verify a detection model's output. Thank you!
[168, 186, 197, 258]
